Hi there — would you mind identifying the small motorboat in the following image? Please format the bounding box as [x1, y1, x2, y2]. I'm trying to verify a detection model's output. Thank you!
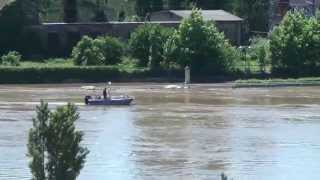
[84, 95, 134, 105]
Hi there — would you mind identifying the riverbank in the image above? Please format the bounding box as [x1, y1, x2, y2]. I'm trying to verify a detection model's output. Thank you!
[0, 60, 239, 83]
[234, 77, 320, 88]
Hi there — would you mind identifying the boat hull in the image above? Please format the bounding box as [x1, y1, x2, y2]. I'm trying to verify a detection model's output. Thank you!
[85, 96, 134, 106]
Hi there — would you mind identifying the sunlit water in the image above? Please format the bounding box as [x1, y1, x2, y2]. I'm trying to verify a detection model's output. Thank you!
[0, 84, 320, 180]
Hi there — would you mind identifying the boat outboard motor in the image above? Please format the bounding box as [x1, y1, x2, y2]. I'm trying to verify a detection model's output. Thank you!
[84, 96, 91, 105]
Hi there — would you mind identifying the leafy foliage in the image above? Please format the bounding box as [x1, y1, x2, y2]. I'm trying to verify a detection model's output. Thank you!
[46, 103, 89, 180]
[129, 24, 173, 69]
[28, 102, 89, 180]
[164, 9, 236, 75]
[101, 36, 124, 65]
[28, 101, 49, 180]
[248, 37, 270, 73]
[1, 51, 21, 66]
[270, 11, 320, 75]
[72, 36, 105, 65]
[72, 36, 124, 66]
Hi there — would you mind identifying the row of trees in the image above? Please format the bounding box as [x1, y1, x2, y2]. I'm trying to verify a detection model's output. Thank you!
[72, 9, 236, 75]
[71, 9, 320, 76]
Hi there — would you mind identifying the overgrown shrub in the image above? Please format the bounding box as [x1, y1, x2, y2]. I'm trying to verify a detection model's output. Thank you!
[270, 11, 320, 75]
[164, 9, 236, 75]
[72, 36, 124, 66]
[248, 37, 270, 73]
[101, 36, 124, 65]
[129, 24, 173, 69]
[1, 51, 21, 66]
[72, 36, 105, 66]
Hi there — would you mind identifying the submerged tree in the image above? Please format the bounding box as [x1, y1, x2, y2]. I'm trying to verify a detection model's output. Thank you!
[27, 102, 89, 180]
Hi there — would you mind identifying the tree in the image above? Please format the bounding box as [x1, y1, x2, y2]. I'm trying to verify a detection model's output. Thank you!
[129, 24, 173, 69]
[270, 11, 320, 75]
[101, 36, 124, 65]
[63, 0, 78, 22]
[72, 36, 124, 66]
[27, 101, 49, 180]
[27, 102, 89, 180]
[164, 9, 236, 75]
[72, 36, 105, 65]
[46, 103, 89, 180]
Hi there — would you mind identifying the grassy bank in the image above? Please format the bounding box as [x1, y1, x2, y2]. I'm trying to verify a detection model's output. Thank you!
[234, 77, 320, 88]
[0, 59, 185, 83]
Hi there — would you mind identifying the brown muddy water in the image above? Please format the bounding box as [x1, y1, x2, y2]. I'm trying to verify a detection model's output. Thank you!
[0, 83, 319, 180]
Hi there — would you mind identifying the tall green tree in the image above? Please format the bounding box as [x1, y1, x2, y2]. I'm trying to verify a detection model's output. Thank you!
[27, 102, 89, 180]
[27, 101, 49, 180]
[129, 24, 173, 69]
[63, 0, 78, 22]
[164, 9, 236, 74]
[46, 103, 89, 180]
[270, 11, 320, 75]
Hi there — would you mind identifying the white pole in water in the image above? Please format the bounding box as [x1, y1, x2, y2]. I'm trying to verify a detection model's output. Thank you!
[184, 66, 190, 88]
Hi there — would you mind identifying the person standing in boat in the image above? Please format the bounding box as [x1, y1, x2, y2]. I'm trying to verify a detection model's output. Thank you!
[103, 88, 107, 99]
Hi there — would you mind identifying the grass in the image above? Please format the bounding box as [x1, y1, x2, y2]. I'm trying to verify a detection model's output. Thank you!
[20, 58, 74, 67]
[234, 77, 320, 88]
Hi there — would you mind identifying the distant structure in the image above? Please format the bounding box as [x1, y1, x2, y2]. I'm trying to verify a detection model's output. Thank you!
[149, 10, 243, 45]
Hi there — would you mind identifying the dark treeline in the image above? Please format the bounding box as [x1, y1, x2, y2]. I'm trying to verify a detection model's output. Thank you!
[134, 0, 270, 33]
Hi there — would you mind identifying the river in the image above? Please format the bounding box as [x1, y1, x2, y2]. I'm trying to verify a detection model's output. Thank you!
[0, 84, 319, 180]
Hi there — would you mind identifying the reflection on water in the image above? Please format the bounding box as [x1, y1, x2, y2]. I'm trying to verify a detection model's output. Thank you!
[0, 84, 320, 180]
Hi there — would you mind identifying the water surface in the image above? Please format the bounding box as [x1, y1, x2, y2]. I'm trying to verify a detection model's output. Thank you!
[0, 84, 319, 180]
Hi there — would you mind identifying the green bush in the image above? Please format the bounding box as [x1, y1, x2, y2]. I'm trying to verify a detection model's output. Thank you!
[1, 51, 21, 66]
[72, 36, 124, 66]
[129, 24, 173, 69]
[248, 37, 270, 73]
[270, 11, 320, 75]
[72, 36, 105, 66]
[164, 8, 236, 75]
[101, 36, 124, 65]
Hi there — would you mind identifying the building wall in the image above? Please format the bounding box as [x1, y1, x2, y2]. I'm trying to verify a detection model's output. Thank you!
[24, 22, 180, 57]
